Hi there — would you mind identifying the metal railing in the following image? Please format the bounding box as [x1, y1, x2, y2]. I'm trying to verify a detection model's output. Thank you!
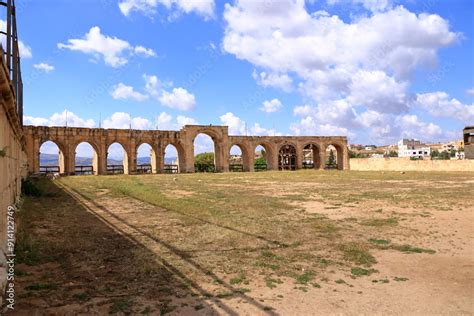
[107, 165, 124, 175]
[254, 163, 267, 171]
[136, 164, 152, 174]
[75, 165, 94, 175]
[229, 164, 243, 172]
[163, 164, 179, 174]
[1, 0, 23, 125]
[40, 166, 59, 174]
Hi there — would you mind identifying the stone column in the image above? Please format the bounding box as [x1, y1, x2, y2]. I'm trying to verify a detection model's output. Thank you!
[182, 133, 195, 173]
[296, 144, 303, 170]
[243, 144, 254, 172]
[268, 145, 279, 170]
[151, 144, 161, 174]
[64, 144, 76, 175]
[319, 145, 326, 170]
[98, 141, 108, 175]
[215, 140, 229, 173]
[341, 145, 350, 170]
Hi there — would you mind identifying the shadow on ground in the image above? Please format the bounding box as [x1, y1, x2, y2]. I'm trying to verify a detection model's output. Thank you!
[10, 179, 229, 315]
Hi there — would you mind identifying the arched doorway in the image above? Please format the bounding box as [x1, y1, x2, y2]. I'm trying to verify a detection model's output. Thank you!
[164, 144, 180, 173]
[254, 144, 269, 171]
[279, 144, 297, 170]
[325, 144, 344, 170]
[39, 141, 65, 174]
[193, 133, 216, 172]
[229, 144, 243, 172]
[136, 143, 156, 174]
[74, 142, 98, 175]
[107, 142, 128, 175]
[302, 144, 321, 169]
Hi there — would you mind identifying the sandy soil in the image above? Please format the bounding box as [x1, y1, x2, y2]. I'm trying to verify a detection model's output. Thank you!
[8, 174, 474, 315]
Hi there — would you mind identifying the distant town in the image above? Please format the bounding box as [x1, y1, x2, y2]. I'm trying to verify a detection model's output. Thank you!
[348, 126, 474, 161]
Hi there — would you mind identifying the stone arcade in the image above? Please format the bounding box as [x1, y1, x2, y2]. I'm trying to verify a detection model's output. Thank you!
[24, 125, 350, 175]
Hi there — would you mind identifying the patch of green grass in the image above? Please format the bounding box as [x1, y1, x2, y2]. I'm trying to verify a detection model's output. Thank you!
[21, 178, 42, 197]
[335, 279, 347, 284]
[194, 304, 205, 311]
[351, 267, 378, 276]
[260, 250, 278, 258]
[25, 283, 57, 291]
[73, 292, 90, 302]
[312, 282, 321, 288]
[230, 275, 245, 285]
[372, 278, 389, 284]
[15, 269, 28, 277]
[265, 277, 283, 289]
[141, 306, 153, 314]
[361, 217, 398, 227]
[216, 292, 234, 299]
[394, 277, 409, 282]
[234, 288, 251, 294]
[341, 242, 377, 266]
[295, 271, 314, 285]
[109, 299, 133, 314]
[368, 238, 391, 245]
[15, 234, 43, 266]
[391, 244, 436, 254]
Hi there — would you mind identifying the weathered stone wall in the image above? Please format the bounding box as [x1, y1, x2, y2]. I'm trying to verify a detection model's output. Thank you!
[350, 157, 474, 172]
[465, 145, 474, 160]
[24, 125, 350, 174]
[0, 54, 27, 308]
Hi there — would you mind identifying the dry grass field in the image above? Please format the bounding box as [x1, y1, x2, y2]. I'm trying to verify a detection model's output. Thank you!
[11, 171, 474, 315]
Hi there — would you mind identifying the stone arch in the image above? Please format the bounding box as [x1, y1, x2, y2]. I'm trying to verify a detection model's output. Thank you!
[136, 142, 156, 174]
[163, 141, 185, 173]
[301, 142, 322, 169]
[229, 142, 252, 172]
[253, 141, 276, 171]
[324, 142, 345, 170]
[107, 142, 129, 174]
[74, 141, 99, 175]
[38, 139, 67, 174]
[278, 143, 298, 170]
[183, 126, 228, 173]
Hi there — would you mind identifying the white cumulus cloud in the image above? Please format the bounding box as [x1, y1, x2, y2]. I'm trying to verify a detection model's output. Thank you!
[119, 0, 215, 20]
[24, 110, 95, 128]
[110, 83, 149, 101]
[58, 26, 155, 67]
[33, 63, 54, 73]
[260, 98, 283, 113]
[413, 91, 474, 124]
[159, 87, 196, 111]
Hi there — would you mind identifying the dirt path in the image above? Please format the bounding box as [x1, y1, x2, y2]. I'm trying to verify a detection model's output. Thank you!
[9, 177, 474, 315]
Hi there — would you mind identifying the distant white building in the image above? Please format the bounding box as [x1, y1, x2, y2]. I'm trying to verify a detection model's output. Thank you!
[398, 139, 431, 159]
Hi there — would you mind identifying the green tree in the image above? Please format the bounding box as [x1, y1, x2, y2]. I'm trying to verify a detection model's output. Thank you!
[439, 150, 450, 160]
[387, 151, 398, 157]
[195, 152, 214, 165]
[255, 157, 266, 165]
[431, 150, 440, 158]
[327, 149, 336, 167]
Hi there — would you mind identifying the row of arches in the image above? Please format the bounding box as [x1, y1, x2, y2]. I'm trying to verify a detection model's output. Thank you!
[38, 141, 182, 175]
[38, 133, 345, 175]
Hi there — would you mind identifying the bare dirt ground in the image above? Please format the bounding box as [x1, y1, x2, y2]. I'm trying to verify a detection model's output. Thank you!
[8, 171, 474, 315]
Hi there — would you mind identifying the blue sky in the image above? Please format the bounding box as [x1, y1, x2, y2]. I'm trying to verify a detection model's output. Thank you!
[16, 0, 474, 153]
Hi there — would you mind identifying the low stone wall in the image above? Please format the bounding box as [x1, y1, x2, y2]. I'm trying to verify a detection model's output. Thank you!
[350, 157, 474, 172]
[0, 56, 27, 308]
